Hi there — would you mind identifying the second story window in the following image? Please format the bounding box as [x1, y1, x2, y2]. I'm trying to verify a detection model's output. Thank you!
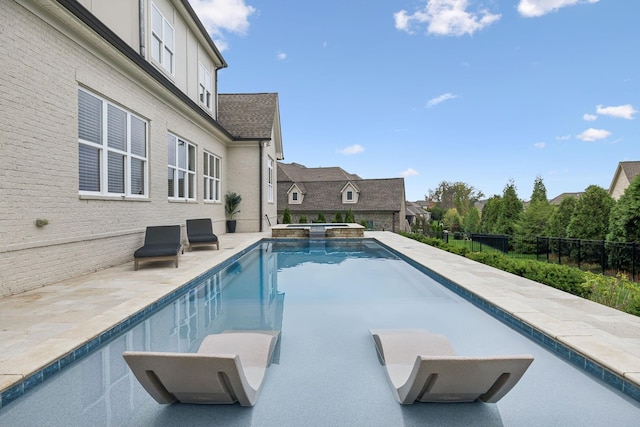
[168, 134, 196, 200]
[267, 157, 274, 203]
[203, 151, 221, 202]
[292, 192, 298, 201]
[199, 64, 212, 110]
[346, 191, 353, 201]
[151, 3, 174, 75]
[78, 88, 148, 197]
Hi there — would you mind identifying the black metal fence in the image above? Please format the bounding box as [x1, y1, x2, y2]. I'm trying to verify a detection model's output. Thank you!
[437, 232, 640, 281]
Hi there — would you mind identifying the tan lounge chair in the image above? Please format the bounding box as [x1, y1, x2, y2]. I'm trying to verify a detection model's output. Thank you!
[369, 329, 533, 404]
[123, 330, 279, 406]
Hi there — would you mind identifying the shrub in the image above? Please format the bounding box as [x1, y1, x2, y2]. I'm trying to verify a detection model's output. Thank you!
[402, 232, 587, 298]
[334, 211, 343, 223]
[316, 212, 326, 223]
[345, 209, 355, 223]
[282, 207, 292, 224]
[579, 272, 640, 316]
[299, 216, 308, 224]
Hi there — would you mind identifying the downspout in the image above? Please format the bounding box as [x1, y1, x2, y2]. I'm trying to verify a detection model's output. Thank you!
[259, 141, 264, 232]
[138, 0, 145, 56]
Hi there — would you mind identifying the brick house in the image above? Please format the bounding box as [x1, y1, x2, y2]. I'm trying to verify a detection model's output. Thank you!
[1, 0, 283, 296]
[277, 163, 407, 232]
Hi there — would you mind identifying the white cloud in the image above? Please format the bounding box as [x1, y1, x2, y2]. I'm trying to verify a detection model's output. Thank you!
[426, 92, 458, 108]
[596, 104, 637, 120]
[339, 144, 365, 155]
[276, 52, 287, 60]
[394, 0, 501, 37]
[533, 142, 546, 149]
[518, 0, 600, 18]
[555, 134, 571, 141]
[189, 0, 256, 50]
[583, 113, 597, 121]
[577, 128, 611, 141]
[401, 168, 419, 177]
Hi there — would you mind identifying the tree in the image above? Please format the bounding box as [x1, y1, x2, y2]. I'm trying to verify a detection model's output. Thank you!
[546, 197, 576, 237]
[480, 195, 502, 233]
[334, 211, 343, 223]
[463, 206, 481, 233]
[494, 180, 523, 236]
[443, 208, 462, 232]
[515, 177, 553, 253]
[345, 209, 355, 223]
[427, 181, 484, 217]
[316, 212, 326, 223]
[607, 175, 640, 243]
[282, 207, 292, 224]
[566, 185, 614, 240]
[429, 205, 445, 222]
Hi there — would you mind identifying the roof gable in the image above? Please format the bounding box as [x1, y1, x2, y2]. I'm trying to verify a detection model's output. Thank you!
[217, 93, 278, 140]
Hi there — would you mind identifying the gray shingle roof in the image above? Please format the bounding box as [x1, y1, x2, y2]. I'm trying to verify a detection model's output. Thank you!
[620, 161, 640, 182]
[217, 93, 278, 139]
[278, 162, 361, 182]
[278, 178, 405, 212]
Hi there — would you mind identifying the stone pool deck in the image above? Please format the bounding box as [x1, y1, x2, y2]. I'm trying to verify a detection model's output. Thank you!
[1, 231, 639, 407]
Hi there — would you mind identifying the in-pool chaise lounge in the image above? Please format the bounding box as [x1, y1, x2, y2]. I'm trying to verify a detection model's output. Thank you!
[186, 218, 219, 251]
[123, 331, 279, 406]
[133, 225, 183, 270]
[369, 329, 533, 404]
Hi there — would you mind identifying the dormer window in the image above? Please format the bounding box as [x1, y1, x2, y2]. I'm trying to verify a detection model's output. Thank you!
[288, 184, 304, 204]
[341, 182, 359, 204]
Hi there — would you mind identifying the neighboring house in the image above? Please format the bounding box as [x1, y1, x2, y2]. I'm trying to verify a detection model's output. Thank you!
[609, 161, 640, 200]
[1, 0, 283, 296]
[277, 163, 407, 232]
[405, 201, 431, 226]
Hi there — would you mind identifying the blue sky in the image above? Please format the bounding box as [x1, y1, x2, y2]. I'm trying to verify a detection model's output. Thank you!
[189, 0, 639, 201]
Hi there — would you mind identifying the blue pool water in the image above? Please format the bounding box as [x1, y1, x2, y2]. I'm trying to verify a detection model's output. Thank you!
[1, 239, 639, 426]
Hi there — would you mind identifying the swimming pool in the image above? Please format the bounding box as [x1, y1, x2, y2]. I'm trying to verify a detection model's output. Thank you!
[1, 239, 639, 426]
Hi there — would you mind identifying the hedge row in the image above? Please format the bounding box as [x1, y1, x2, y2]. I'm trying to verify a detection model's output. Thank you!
[400, 232, 640, 316]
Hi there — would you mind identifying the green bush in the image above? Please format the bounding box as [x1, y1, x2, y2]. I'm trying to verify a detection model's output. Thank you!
[402, 233, 587, 298]
[345, 209, 355, 223]
[299, 216, 308, 224]
[316, 212, 326, 223]
[282, 207, 291, 224]
[579, 272, 640, 316]
[334, 211, 344, 223]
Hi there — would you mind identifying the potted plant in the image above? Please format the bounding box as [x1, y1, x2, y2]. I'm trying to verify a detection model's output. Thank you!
[225, 192, 242, 233]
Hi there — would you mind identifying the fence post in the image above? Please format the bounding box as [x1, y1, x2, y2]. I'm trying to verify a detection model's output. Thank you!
[546, 237, 550, 263]
[558, 238, 562, 265]
[634, 242, 637, 282]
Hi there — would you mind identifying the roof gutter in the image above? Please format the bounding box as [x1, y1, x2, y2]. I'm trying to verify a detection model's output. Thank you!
[55, 0, 234, 140]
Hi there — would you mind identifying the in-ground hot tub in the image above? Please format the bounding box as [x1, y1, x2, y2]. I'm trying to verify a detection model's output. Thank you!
[272, 223, 365, 238]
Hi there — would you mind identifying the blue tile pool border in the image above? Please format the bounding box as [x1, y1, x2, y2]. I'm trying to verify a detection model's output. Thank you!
[373, 238, 640, 404]
[0, 241, 260, 410]
[2, 237, 639, 409]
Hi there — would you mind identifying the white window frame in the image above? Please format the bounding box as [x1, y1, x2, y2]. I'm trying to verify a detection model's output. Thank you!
[168, 134, 196, 201]
[199, 63, 213, 110]
[203, 151, 221, 202]
[267, 157, 274, 203]
[151, 3, 175, 75]
[78, 88, 148, 198]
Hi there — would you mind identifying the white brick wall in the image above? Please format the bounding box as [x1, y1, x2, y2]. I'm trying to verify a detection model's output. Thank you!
[0, 2, 266, 296]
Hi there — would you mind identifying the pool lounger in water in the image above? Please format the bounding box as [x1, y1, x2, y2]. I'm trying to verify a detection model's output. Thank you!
[369, 329, 534, 404]
[123, 330, 279, 406]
